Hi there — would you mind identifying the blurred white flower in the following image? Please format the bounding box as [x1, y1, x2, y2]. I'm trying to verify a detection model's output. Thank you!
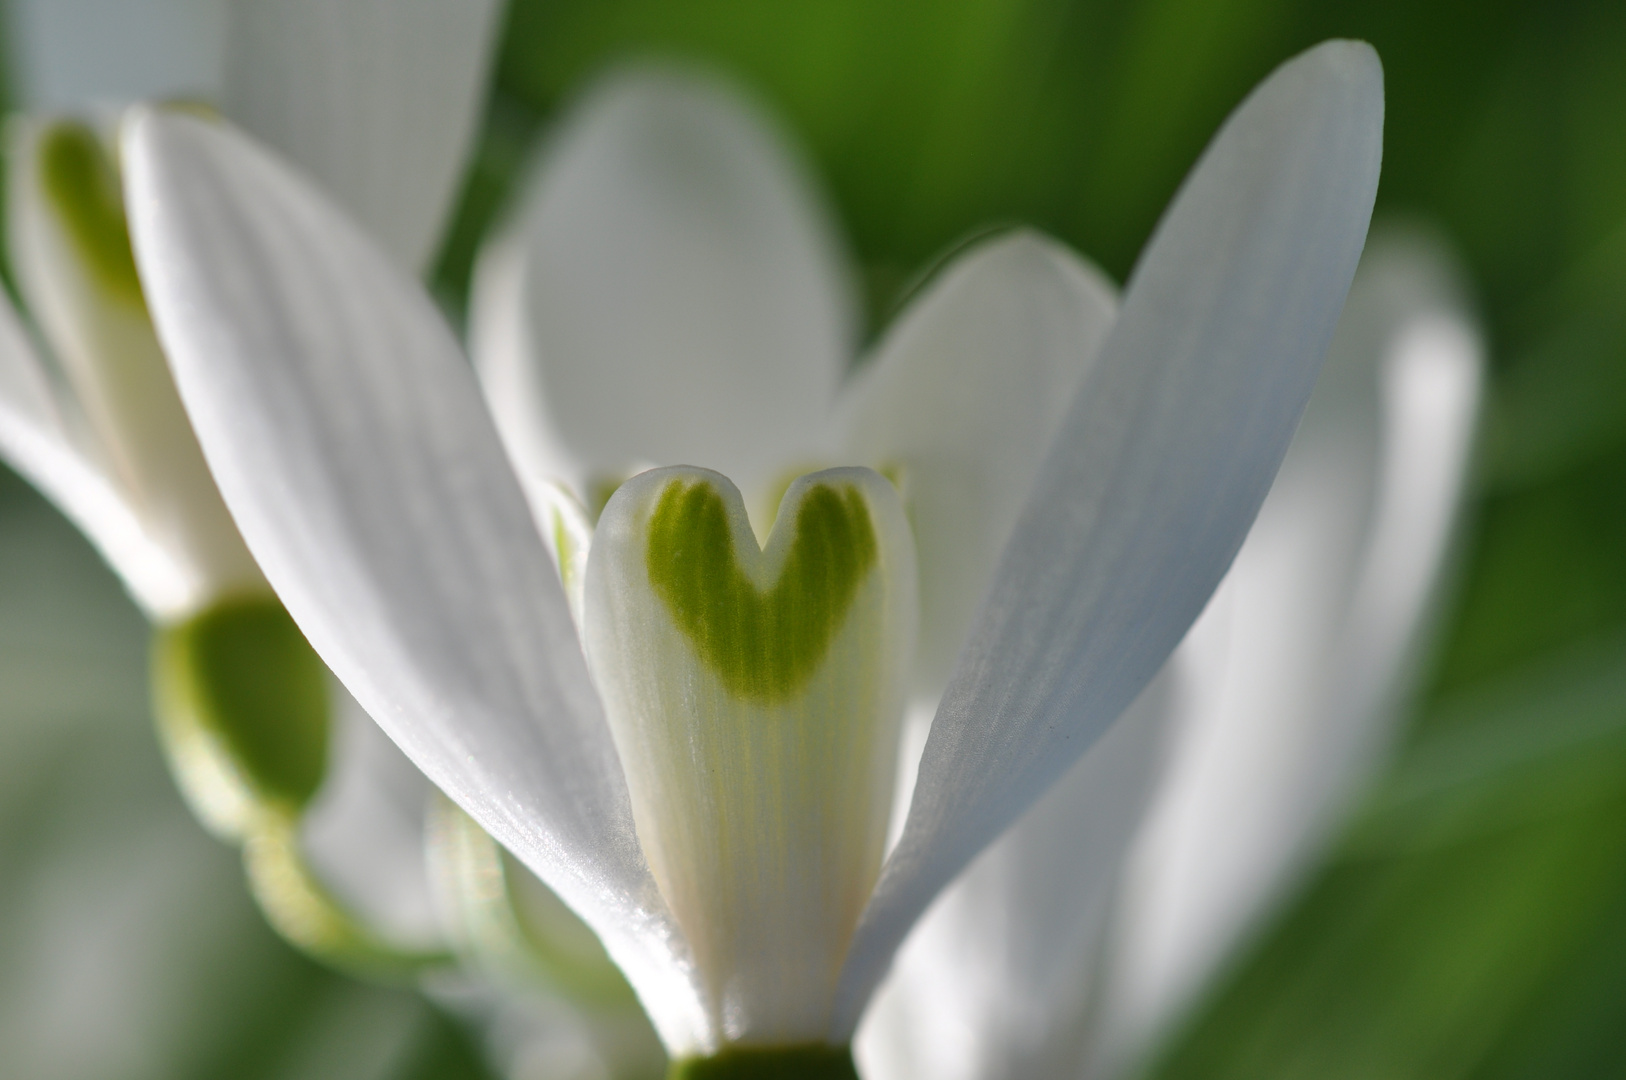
[855, 229, 1483, 1080]
[1, 10, 663, 1075]
[0, 0, 500, 955]
[0, 0, 500, 621]
[121, 38, 1382, 1075]
[0, 10, 676, 1077]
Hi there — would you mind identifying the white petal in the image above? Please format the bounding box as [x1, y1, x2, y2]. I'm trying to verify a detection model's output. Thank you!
[832, 40, 1385, 1035]
[221, 0, 502, 272]
[9, 118, 265, 617]
[584, 467, 915, 1043]
[840, 229, 1117, 695]
[122, 109, 710, 1052]
[471, 64, 857, 508]
[6, 0, 227, 110]
[1092, 227, 1483, 1072]
[0, 281, 191, 616]
[856, 669, 1177, 1080]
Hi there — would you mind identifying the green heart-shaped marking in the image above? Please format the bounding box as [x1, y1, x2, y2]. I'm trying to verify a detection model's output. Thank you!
[646, 478, 878, 704]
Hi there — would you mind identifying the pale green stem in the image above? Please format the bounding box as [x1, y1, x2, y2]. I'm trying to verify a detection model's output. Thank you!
[243, 809, 453, 983]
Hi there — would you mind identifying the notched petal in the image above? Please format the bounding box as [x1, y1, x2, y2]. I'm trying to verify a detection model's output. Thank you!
[585, 466, 915, 1043]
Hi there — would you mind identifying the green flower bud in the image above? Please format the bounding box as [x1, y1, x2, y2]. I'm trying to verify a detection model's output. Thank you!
[152, 593, 329, 836]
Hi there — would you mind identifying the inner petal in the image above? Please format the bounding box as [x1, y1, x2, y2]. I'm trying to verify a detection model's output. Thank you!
[584, 465, 915, 1045]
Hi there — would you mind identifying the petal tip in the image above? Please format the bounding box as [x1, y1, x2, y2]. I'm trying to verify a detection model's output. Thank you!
[1301, 38, 1385, 112]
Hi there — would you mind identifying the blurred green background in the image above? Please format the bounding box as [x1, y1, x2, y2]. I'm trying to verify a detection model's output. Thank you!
[2, 0, 1624, 1076]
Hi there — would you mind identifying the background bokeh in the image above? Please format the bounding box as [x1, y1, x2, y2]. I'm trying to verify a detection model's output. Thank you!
[2, 0, 1624, 1076]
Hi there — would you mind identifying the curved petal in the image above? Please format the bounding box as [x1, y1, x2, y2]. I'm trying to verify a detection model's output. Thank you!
[471, 63, 857, 507]
[832, 40, 1385, 1035]
[0, 260, 192, 616]
[856, 667, 1177, 1080]
[221, 0, 502, 272]
[1091, 227, 1484, 1073]
[585, 466, 915, 1042]
[122, 109, 710, 1052]
[6, 0, 227, 110]
[840, 229, 1117, 696]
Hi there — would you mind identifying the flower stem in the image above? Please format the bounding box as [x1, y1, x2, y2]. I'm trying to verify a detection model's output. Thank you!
[668, 1045, 859, 1080]
[244, 809, 454, 983]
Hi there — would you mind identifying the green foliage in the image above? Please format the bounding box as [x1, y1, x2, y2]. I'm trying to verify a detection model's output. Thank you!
[1148, 634, 1626, 1079]
[646, 479, 878, 703]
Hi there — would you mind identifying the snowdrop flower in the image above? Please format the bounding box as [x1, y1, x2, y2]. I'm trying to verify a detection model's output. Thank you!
[0, 0, 500, 965]
[121, 39, 1383, 1076]
[855, 229, 1484, 1080]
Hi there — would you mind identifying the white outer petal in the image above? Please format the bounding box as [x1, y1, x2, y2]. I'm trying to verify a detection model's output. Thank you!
[840, 229, 1118, 696]
[222, 0, 503, 272]
[123, 109, 711, 1053]
[1091, 228, 1484, 1075]
[471, 63, 857, 507]
[832, 40, 1385, 1036]
[0, 278, 190, 616]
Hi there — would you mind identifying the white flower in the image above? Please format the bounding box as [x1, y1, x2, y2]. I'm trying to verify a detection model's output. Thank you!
[0, 0, 501, 622]
[0, 0, 499, 954]
[120, 38, 1384, 1068]
[855, 229, 1484, 1080]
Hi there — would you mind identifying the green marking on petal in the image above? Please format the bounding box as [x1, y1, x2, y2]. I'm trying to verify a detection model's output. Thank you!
[38, 121, 145, 305]
[646, 478, 878, 704]
[153, 594, 330, 822]
[668, 1045, 859, 1080]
